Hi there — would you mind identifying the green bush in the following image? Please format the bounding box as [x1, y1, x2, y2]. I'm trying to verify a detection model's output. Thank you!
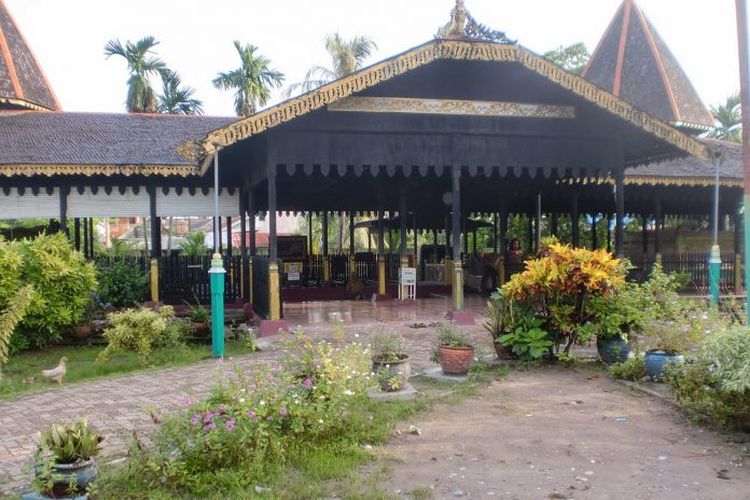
[97, 306, 180, 366]
[667, 325, 750, 430]
[97, 259, 149, 307]
[608, 357, 646, 381]
[118, 329, 372, 495]
[0, 234, 97, 351]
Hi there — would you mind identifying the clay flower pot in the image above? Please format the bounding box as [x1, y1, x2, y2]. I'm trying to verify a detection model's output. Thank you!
[438, 345, 474, 375]
[372, 354, 411, 392]
[72, 323, 93, 339]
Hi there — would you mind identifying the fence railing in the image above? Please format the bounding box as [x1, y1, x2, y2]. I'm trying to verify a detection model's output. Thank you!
[158, 254, 241, 305]
[658, 252, 738, 294]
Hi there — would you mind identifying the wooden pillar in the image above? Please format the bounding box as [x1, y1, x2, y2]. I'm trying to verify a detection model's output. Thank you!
[451, 165, 463, 311]
[239, 191, 248, 301]
[493, 214, 498, 253]
[225, 216, 232, 257]
[217, 217, 223, 254]
[472, 230, 477, 255]
[307, 212, 313, 257]
[535, 193, 542, 253]
[499, 206, 508, 252]
[74, 218, 81, 252]
[88, 218, 95, 257]
[654, 197, 662, 266]
[571, 194, 580, 247]
[267, 166, 281, 320]
[59, 185, 68, 237]
[322, 211, 330, 282]
[551, 212, 558, 237]
[527, 215, 533, 254]
[82, 218, 89, 259]
[444, 213, 451, 286]
[462, 217, 469, 256]
[349, 212, 356, 275]
[591, 215, 598, 249]
[399, 188, 408, 260]
[607, 214, 613, 253]
[615, 165, 625, 257]
[248, 187, 256, 304]
[377, 209, 386, 295]
[432, 229, 438, 262]
[147, 186, 159, 303]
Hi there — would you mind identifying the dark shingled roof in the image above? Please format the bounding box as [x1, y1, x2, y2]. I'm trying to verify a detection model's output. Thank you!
[582, 0, 714, 131]
[625, 138, 742, 186]
[0, 111, 234, 175]
[0, 0, 60, 111]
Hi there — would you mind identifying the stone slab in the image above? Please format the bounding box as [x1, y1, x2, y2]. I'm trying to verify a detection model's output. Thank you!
[372, 293, 393, 301]
[368, 382, 417, 401]
[421, 366, 470, 383]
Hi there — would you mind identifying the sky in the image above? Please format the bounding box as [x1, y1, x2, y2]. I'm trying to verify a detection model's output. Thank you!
[4, 0, 742, 117]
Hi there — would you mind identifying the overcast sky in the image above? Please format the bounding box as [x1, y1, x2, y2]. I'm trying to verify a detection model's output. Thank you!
[5, 0, 741, 117]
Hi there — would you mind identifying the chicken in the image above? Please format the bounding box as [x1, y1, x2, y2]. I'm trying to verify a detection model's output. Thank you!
[41, 356, 68, 384]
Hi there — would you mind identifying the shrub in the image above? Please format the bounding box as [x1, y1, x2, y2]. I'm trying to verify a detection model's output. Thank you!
[0, 286, 34, 379]
[608, 357, 646, 381]
[0, 234, 97, 351]
[121, 330, 373, 495]
[668, 326, 750, 430]
[96, 259, 149, 308]
[502, 243, 626, 353]
[97, 306, 179, 366]
[370, 328, 408, 362]
[180, 231, 209, 256]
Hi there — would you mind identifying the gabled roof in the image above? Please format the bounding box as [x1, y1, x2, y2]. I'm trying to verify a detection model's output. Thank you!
[0, 0, 60, 111]
[582, 0, 714, 131]
[0, 111, 234, 177]
[198, 37, 709, 163]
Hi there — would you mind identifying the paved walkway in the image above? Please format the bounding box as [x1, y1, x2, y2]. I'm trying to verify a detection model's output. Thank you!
[0, 297, 490, 494]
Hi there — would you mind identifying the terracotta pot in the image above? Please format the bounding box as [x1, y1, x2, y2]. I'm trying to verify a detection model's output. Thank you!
[493, 340, 515, 360]
[372, 354, 411, 392]
[438, 345, 474, 375]
[72, 323, 92, 339]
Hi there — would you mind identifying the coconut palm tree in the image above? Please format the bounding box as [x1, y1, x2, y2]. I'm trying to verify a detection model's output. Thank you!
[709, 93, 742, 143]
[158, 70, 204, 115]
[285, 33, 377, 97]
[212, 41, 284, 117]
[104, 36, 166, 113]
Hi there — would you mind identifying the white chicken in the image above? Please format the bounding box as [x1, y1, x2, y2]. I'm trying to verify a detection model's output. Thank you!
[41, 356, 68, 384]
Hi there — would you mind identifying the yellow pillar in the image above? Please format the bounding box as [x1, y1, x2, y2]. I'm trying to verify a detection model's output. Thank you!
[349, 255, 356, 275]
[149, 257, 159, 303]
[400, 255, 409, 299]
[378, 255, 386, 295]
[735, 253, 743, 295]
[498, 256, 506, 285]
[323, 257, 331, 282]
[445, 260, 453, 286]
[268, 261, 281, 320]
[452, 260, 464, 310]
[655, 253, 663, 267]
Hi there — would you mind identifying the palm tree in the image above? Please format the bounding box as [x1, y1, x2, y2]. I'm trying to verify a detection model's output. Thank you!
[709, 93, 742, 143]
[158, 70, 204, 115]
[285, 33, 377, 97]
[212, 41, 284, 117]
[104, 36, 166, 113]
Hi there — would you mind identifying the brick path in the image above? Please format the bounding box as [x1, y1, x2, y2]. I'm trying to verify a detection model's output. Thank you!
[0, 301, 491, 495]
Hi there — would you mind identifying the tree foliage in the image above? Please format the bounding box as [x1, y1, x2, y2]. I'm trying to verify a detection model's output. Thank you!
[158, 69, 203, 115]
[104, 36, 167, 113]
[213, 41, 284, 117]
[708, 93, 742, 143]
[543, 42, 590, 74]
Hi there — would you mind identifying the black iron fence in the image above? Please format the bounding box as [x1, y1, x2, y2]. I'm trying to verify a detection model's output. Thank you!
[658, 252, 738, 294]
[159, 254, 241, 305]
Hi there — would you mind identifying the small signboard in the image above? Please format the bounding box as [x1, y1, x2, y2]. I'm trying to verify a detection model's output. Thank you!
[399, 267, 417, 284]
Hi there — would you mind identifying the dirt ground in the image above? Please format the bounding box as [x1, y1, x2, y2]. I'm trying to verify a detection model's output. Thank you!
[380, 367, 750, 500]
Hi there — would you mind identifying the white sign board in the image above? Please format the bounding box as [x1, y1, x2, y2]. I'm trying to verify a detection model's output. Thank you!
[399, 268, 417, 285]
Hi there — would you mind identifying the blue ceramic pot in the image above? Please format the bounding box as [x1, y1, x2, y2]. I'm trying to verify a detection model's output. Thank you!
[596, 337, 630, 364]
[644, 350, 684, 380]
[33, 459, 97, 498]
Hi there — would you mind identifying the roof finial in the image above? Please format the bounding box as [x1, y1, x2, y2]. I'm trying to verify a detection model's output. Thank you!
[447, 0, 468, 36]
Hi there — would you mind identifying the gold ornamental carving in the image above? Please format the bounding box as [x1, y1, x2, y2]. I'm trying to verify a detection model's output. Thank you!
[328, 96, 576, 119]
[0, 163, 199, 178]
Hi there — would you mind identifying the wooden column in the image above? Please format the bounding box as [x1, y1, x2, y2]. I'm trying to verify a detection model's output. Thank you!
[267, 166, 281, 320]
[571, 194, 580, 247]
[527, 215, 533, 254]
[499, 206, 508, 252]
[307, 212, 313, 257]
[148, 186, 159, 303]
[349, 211, 356, 275]
[248, 186, 256, 304]
[472, 230, 477, 255]
[654, 197, 662, 266]
[322, 211, 330, 282]
[59, 185, 68, 237]
[493, 214, 498, 253]
[74, 218, 81, 252]
[591, 215, 598, 249]
[535, 193, 542, 253]
[239, 190, 248, 301]
[451, 165, 463, 311]
[82, 218, 89, 259]
[551, 212, 558, 237]
[377, 208, 386, 295]
[615, 165, 625, 257]
[225, 216, 232, 257]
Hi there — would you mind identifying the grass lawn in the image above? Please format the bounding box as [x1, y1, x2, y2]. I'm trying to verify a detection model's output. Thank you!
[0, 340, 255, 401]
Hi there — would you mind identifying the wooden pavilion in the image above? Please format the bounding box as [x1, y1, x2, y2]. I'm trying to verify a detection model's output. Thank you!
[0, 0, 743, 330]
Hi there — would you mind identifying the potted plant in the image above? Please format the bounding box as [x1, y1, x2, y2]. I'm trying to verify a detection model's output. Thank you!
[33, 418, 103, 498]
[483, 291, 515, 360]
[187, 304, 211, 337]
[432, 322, 474, 375]
[370, 329, 410, 391]
[71, 293, 105, 340]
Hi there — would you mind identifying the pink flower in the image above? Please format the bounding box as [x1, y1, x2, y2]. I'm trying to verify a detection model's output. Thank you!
[203, 412, 215, 423]
[190, 413, 200, 425]
[303, 378, 313, 389]
[279, 406, 288, 416]
[247, 410, 256, 420]
[225, 419, 236, 431]
[203, 422, 216, 431]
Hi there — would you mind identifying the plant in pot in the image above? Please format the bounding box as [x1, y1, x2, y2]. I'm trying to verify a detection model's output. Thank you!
[370, 329, 410, 392]
[186, 304, 211, 338]
[71, 293, 105, 340]
[432, 322, 474, 375]
[483, 290, 516, 360]
[32, 418, 103, 498]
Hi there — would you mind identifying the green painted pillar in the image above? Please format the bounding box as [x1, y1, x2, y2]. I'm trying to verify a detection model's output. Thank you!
[709, 244, 721, 305]
[209, 253, 226, 358]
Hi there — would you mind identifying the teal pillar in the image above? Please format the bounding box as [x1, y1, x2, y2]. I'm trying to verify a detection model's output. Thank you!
[709, 244, 721, 305]
[209, 253, 226, 358]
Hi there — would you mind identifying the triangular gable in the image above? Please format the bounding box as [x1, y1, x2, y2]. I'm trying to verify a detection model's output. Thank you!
[583, 0, 714, 131]
[0, 0, 60, 111]
[199, 38, 708, 162]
